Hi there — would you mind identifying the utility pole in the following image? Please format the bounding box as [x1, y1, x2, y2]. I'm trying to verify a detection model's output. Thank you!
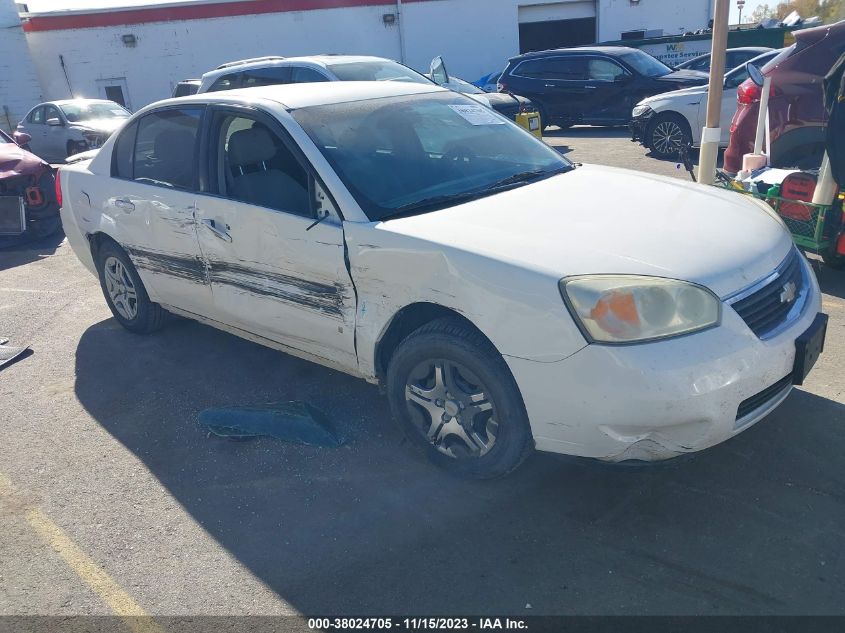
[697, 0, 730, 184]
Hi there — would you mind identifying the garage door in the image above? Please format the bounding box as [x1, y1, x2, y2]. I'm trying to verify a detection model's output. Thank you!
[518, 1, 597, 53]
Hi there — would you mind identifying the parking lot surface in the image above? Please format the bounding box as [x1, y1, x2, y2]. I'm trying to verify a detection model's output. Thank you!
[1, 130, 844, 618]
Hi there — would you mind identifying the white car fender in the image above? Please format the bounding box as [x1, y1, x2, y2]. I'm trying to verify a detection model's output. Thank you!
[343, 221, 588, 380]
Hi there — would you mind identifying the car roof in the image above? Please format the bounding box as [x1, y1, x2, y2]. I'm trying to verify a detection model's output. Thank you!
[156, 80, 445, 111]
[794, 18, 845, 43]
[48, 99, 117, 107]
[202, 54, 399, 80]
[510, 46, 640, 61]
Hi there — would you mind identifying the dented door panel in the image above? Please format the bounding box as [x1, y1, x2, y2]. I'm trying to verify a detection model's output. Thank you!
[194, 194, 358, 370]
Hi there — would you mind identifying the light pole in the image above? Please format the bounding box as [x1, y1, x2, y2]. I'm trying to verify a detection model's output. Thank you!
[737, 0, 745, 24]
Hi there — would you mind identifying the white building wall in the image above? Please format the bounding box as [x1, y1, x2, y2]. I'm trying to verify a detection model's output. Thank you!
[25, 4, 402, 109]
[597, 0, 711, 41]
[0, 0, 42, 131]
[22, 0, 713, 113]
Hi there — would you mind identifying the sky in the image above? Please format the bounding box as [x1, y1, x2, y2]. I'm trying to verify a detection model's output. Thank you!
[21, 0, 782, 23]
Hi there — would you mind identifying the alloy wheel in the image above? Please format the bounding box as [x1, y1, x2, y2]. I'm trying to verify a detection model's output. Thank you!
[103, 256, 138, 320]
[404, 359, 499, 459]
[652, 120, 685, 156]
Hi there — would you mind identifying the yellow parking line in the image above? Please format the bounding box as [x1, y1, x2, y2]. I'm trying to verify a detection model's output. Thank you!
[0, 473, 165, 633]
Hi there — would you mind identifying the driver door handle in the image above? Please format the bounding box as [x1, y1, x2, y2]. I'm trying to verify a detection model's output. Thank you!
[201, 218, 232, 243]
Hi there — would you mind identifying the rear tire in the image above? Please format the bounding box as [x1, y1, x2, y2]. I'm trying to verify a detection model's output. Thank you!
[647, 113, 691, 159]
[96, 240, 166, 334]
[386, 317, 534, 478]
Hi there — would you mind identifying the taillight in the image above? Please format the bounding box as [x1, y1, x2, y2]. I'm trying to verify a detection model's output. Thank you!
[737, 78, 778, 105]
[55, 168, 62, 208]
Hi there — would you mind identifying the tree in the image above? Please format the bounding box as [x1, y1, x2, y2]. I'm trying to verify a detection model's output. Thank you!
[748, 3, 776, 22]
[774, 0, 845, 20]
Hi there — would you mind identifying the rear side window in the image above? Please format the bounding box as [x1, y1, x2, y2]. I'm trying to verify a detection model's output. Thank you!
[514, 57, 586, 80]
[290, 67, 330, 83]
[241, 66, 291, 88]
[28, 107, 45, 124]
[209, 73, 241, 92]
[132, 108, 203, 190]
[111, 121, 138, 179]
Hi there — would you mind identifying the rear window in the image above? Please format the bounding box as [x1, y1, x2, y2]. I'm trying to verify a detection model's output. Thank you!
[132, 108, 203, 190]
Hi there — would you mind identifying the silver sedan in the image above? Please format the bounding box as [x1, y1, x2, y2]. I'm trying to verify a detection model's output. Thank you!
[15, 99, 130, 163]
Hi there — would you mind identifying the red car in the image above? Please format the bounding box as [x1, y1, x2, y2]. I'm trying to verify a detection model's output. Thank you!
[0, 128, 60, 238]
[724, 20, 845, 174]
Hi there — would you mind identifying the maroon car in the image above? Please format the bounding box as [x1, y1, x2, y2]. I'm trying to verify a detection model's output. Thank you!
[0, 128, 60, 238]
[724, 20, 845, 174]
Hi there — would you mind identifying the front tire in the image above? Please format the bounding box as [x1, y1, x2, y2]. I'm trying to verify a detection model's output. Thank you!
[647, 113, 691, 159]
[96, 240, 166, 334]
[386, 317, 534, 478]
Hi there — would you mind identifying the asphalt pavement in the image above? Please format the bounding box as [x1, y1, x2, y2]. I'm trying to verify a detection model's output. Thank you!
[1, 129, 843, 620]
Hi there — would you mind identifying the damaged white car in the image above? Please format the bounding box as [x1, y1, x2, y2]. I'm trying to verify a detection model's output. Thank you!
[58, 82, 826, 478]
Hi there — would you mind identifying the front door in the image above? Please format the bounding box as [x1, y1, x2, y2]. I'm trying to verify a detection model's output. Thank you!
[194, 108, 357, 369]
[106, 106, 213, 315]
[532, 55, 589, 124]
[584, 57, 632, 123]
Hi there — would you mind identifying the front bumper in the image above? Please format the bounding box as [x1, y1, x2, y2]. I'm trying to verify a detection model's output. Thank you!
[505, 255, 823, 461]
[629, 107, 655, 145]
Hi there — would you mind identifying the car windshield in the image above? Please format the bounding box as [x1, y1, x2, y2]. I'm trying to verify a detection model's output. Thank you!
[619, 50, 673, 77]
[292, 92, 572, 221]
[60, 102, 130, 122]
[326, 61, 432, 84]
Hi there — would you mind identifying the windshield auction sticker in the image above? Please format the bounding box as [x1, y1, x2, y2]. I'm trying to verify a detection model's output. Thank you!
[448, 104, 506, 125]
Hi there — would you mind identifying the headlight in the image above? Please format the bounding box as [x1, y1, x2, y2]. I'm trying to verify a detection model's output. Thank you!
[631, 104, 652, 118]
[81, 131, 103, 148]
[560, 276, 720, 344]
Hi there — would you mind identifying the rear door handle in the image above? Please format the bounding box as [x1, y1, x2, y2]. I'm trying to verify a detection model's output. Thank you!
[114, 198, 135, 212]
[201, 218, 232, 242]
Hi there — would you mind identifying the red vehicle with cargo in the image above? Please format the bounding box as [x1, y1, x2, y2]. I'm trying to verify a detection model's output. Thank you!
[724, 20, 845, 174]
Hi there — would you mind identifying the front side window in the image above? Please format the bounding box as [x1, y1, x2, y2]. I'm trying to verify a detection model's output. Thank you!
[290, 67, 330, 83]
[292, 92, 572, 221]
[587, 59, 627, 81]
[209, 73, 241, 92]
[211, 113, 310, 216]
[44, 106, 62, 123]
[326, 61, 431, 84]
[133, 108, 203, 190]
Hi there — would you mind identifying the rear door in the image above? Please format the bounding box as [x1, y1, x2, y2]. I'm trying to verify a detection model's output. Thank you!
[44, 105, 67, 159]
[193, 106, 357, 369]
[584, 56, 633, 123]
[511, 55, 588, 123]
[23, 107, 47, 158]
[106, 106, 213, 315]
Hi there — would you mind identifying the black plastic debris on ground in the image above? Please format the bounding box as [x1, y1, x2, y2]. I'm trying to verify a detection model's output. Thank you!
[198, 401, 344, 447]
[0, 340, 30, 370]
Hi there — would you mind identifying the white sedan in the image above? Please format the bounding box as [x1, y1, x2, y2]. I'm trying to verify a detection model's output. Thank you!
[630, 49, 780, 158]
[58, 81, 826, 478]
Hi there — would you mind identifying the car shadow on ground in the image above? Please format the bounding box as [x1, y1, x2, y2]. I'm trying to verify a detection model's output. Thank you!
[815, 260, 845, 300]
[74, 317, 845, 615]
[0, 229, 65, 271]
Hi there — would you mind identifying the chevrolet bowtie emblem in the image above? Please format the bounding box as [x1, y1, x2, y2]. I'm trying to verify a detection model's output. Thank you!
[780, 280, 797, 304]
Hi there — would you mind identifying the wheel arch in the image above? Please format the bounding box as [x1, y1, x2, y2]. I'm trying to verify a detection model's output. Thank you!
[373, 302, 500, 383]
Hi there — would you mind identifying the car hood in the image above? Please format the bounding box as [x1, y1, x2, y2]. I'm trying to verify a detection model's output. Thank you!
[377, 164, 793, 298]
[656, 69, 709, 84]
[640, 84, 707, 105]
[0, 142, 48, 179]
[70, 118, 127, 134]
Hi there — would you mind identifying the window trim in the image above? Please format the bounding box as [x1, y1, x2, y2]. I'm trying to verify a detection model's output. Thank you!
[510, 55, 591, 83]
[111, 104, 206, 192]
[198, 103, 342, 221]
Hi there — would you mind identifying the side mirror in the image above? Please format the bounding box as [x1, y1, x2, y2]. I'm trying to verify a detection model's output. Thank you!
[46, 117, 63, 126]
[14, 132, 32, 145]
[430, 56, 449, 86]
[746, 62, 765, 87]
